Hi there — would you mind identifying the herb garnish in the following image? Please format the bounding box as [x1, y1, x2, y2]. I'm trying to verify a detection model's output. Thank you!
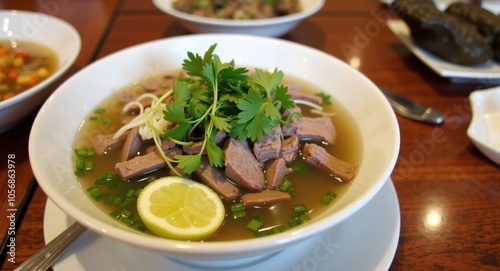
[160, 44, 297, 174]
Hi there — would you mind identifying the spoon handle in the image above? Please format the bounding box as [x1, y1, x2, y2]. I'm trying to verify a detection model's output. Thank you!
[380, 87, 445, 125]
[14, 222, 86, 271]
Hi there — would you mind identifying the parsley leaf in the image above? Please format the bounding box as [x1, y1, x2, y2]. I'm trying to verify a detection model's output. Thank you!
[160, 44, 297, 174]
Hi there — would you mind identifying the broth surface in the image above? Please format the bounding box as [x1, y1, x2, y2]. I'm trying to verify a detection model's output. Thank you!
[73, 71, 363, 241]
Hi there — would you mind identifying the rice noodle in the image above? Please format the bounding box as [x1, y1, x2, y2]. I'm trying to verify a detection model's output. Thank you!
[113, 91, 171, 141]
[293, 99, 336, 116]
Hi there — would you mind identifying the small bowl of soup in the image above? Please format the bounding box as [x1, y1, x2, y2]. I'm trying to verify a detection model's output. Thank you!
[0, 10, 81, 132]
[29, 34, 399, 263]
[153, 0, 324, 37]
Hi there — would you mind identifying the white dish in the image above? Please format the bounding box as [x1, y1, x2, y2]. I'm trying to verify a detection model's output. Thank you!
[152, 0, 324, 37]
[29, 34, 399, 261]
[467, 86, 500, 165]
[380, 0, 500, 13]
[386, 19, 500, 83]
[0, 10, 81, 132]
[44, 180, 400, 271]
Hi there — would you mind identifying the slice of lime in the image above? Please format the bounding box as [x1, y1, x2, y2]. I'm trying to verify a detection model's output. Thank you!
[137, 176, 225, 240]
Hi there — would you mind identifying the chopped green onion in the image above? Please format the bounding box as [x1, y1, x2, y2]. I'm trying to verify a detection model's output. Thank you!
[105, 194, 116, 205]
[232, 210, 246, 219]
[118, 197, 136, 209]
[125, 188, 136, 198]
[315, 92, 332, 105]
[230, 203, 247, 219]
[320, 191, 337, 205]
[89, 116, 98, 121]
[87, 186, 103, 200]
[288, 217, 301, 227]
[320, 194, 333, 205]
[246, 219, 263, 232]
[100, 117, 111, 124]
[74, 169, 85, 177]
[230, 203, 245, 212]
[120, 209, 132, 218]
[112, 196, 123, 206]
[94, 172, 120, 188]
[292, 203, 308, 214]
[299, 213, 311, 223]
[74, 147, 95, 158]
[109, 210, 121, 219]
[84, 160, 93, 171]
[94, 107, 106, 114]
[75, 158, 85, 170]
[279, 179, 292, 192]
[327, 191, 337, 198]
[133, 188, 143, 197]
[291, 162, 309, 175]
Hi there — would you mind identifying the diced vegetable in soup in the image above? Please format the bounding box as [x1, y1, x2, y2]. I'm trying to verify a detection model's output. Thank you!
[73, 44, 362, 241]
[0, 40, 58, 101]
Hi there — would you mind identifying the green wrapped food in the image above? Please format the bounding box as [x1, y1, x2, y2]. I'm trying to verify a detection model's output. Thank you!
[445, 2, 500, 41]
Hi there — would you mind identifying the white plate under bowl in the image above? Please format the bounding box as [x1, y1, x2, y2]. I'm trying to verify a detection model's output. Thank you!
[152, 0, 324, 37]
[387, 19, 500, 84]
[0, 10, 81, 132]
[467, 86, 500, 165]
[43, 180, 400, 271]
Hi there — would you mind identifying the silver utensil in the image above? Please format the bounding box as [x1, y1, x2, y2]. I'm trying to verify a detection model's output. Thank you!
[380, 87, 444, 125]
[14, 222, 86, 271]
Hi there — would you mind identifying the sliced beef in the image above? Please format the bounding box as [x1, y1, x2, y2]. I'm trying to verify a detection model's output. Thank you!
[161, 139, 177, 151]
[118, 91, 138, 103]
[145, 139, 177, 154]
[253, 124, 282, 162]
[193, 157, 240, 201]
[91, 132, 129, 155]
[280, 136, 300, 163]
[223, 138, 265, 191]
[142, 75, 175, 92]
[121, 127, 142, 161]
[241, 190, 291, 207]
[287, 88, 323, 104]
[281, 106, 302, 137]
[265, 158, 292, 189]
[183, 130, 227, 155]
[284, 116, 336, 144]
[115, 147, 182, 179]
[302, 143, 357, 182]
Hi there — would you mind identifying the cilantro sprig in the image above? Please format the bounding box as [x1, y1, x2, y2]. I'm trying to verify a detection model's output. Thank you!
[161, 44, 296, 174]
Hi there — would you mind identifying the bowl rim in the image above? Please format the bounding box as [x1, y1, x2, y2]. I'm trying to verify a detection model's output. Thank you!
[153, 0, 325, 27]
[29, 33, 400, 260]
[0, 10, 81, 109]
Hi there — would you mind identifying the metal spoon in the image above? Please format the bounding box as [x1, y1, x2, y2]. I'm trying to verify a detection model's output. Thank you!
[14, 222, 86, 271]
[379, 87, 444, 125]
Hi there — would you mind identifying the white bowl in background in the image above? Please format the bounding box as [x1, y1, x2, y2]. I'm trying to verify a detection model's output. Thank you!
[0, 10, 81, 133]
[29, 34, 400, 262]
[467, 86, 500, 165]
[152, 0, 324, 37]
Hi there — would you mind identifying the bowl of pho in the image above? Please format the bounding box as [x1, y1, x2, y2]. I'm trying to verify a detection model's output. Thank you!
[0, 10, 81, 132]
[29, 34, 400, 262]
[153, 0, 325, 37]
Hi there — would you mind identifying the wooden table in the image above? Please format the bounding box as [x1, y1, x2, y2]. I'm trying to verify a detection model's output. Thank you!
[1, 0, 499, 270]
